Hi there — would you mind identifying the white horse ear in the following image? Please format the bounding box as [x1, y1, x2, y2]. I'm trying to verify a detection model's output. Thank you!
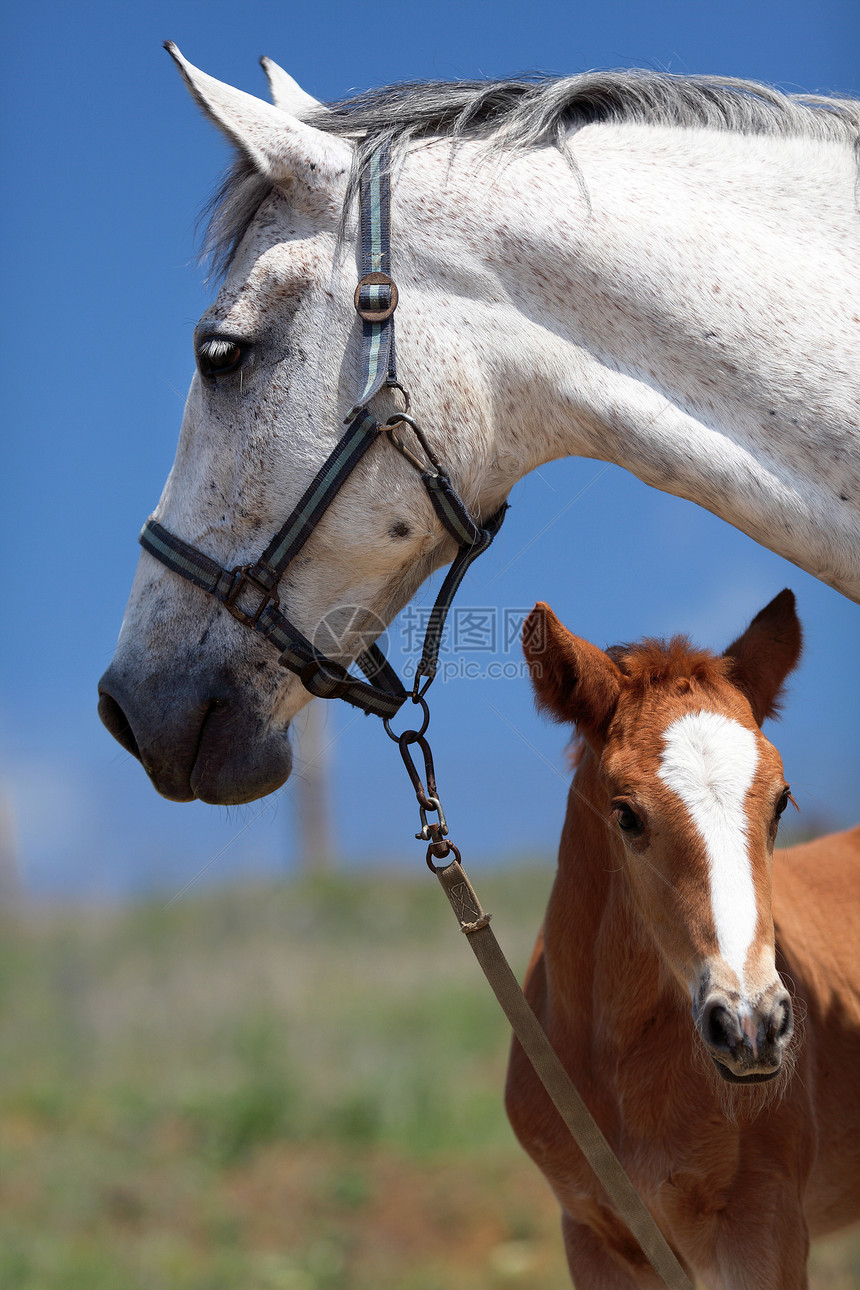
[260, 57, 326, 118]
[165, 43, 348, 187]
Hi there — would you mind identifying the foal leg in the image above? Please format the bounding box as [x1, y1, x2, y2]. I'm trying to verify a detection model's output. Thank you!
[707, 1198, 809, 1290]
[561, 1210, 683, 1289]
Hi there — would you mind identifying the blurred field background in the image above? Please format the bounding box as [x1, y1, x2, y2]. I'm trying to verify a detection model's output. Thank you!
[1, 863, 858, 1290]
[2, 5, 858, 1286]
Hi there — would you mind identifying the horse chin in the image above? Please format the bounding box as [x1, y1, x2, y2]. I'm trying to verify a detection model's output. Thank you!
[187, 722, 293, 805]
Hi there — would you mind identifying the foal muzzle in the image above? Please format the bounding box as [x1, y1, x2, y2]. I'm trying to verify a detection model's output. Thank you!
[695, 985, 794, 1083]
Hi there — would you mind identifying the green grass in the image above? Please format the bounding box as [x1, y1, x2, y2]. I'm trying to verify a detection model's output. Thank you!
[0, 866, 857, 1289]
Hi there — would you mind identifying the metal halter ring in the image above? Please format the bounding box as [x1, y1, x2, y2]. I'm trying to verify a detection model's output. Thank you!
[383, 694, 430, 743]
[426, 840, 461, 874]
[387, 382, 411, 412]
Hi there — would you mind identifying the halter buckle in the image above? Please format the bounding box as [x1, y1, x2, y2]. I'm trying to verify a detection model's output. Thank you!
[223, 564, 280, 628]
[354, 272, 399, 323]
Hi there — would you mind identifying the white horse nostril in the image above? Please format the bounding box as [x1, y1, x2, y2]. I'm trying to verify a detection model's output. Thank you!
[97, 686, 141, 760]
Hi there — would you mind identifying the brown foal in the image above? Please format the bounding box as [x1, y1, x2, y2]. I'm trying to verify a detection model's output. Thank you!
[506, 590, 860, 1288]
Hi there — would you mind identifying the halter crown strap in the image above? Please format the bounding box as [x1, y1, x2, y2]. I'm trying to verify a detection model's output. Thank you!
[347, 145, 398, 418]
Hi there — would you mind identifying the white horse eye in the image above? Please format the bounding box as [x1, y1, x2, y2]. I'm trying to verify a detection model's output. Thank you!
[197, 338, 244, 379]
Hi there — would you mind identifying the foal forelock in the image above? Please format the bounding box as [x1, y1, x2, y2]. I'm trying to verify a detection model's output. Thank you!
[657, 710, 762, 988]
[203, 68, 860, 277]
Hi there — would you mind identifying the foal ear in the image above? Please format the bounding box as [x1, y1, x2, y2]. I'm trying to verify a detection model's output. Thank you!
[523, 603, 622, 736]
[260, 57, 326, 118]
[723, 589, 802, 725]
[166, 44, 349, 189]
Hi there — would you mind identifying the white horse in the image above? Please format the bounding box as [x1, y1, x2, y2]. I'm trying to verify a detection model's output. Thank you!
[99, 46, 860, 805]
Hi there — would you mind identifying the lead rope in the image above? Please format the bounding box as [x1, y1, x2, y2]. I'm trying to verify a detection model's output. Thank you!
[387, 700, 694, 1290]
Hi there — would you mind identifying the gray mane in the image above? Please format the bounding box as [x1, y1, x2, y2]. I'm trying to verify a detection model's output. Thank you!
[204, 68, 860, 276]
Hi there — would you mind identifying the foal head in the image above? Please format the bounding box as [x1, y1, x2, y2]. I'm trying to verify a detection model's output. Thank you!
[524, 590, 802, 1084]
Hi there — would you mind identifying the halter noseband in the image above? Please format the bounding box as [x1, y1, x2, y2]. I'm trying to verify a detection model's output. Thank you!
[139, 144, 506, 720]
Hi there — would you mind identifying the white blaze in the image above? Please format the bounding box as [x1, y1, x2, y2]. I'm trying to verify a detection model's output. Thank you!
[657, 711, 759, 986]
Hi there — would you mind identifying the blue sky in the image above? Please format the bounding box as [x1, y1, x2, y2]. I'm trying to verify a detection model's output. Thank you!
[2, 0, 858, 897]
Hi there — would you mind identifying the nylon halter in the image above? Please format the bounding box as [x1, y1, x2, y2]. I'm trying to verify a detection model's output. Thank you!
[139, 144, 507, 720]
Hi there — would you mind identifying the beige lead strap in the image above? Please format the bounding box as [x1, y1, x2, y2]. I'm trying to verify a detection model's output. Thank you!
[434, 856, 694, 1290]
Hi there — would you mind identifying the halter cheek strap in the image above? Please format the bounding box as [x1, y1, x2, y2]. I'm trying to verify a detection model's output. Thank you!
[139, 144, 506, 719]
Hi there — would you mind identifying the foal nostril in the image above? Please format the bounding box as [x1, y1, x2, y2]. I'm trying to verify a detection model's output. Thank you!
[766, 993, 794, 1046]
[704, 1002, 737, 1053]
[98, 691, 141, 760]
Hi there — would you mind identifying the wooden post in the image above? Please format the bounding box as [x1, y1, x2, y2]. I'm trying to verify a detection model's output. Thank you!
[295, 701, 335, 873]
[0, 790, 22, 909]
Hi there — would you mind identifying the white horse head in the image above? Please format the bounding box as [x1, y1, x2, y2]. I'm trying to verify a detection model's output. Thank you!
[99, 46, 860, 804]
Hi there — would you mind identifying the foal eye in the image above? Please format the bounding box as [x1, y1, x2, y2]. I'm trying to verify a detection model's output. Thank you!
[612, 802, 644, 837]
[775, 787, 792, 819]
[196, 337, 244, 379]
